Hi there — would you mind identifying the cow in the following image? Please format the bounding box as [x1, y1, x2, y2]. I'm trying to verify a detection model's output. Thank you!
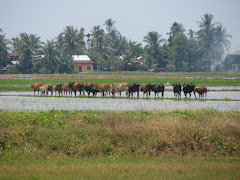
[172, 83, 181, 98]
[55, 83, 63, 96]
[84, 82, 98, 97]
[31, 82, 43, 96]
[44, 84, 53, 96]
[110, 88, 116, 96]
[141, 83, 154, 98]
[152, 84, 165, 98]
[111, 82, 129, 97]
[93, 83, 110, 96]
[72, 82, 85, 96]
[127, 83, 141, 98]
[40, 85, 50, 96]
[63, 82, 75, 96]
[182, 83, 196, 98]
[194, 86, 207, 98]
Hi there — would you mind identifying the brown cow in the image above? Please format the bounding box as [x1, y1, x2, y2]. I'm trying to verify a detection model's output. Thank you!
[93, 83, 110, 96]
[72, 82, 85, 96]
[111, 82, 128, 97]
[31, 82, 43, 96]
[141, 83, 154, 98]
[55, 83, 63, 96]
[194, 86, 207, 98]
[40, 85, 49, 96]
[63, 82, 75, 96]
[44, 84, 53, 95]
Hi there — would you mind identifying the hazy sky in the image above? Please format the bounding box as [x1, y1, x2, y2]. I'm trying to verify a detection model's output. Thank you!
[1, 0, 239, 52]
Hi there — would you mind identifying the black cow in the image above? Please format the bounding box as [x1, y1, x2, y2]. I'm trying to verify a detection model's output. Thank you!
[127, 83, 141, 98]
[172, 83, 181, 98]
[84, 82, 98, 97]
[152, 84, 165, 98]
[182, 83, 196, 98]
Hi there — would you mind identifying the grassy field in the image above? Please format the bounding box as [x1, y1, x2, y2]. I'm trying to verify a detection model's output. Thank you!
[0, 72, 240, 92]
[1, 156, 239, 179]
[0, 109, 240, 179]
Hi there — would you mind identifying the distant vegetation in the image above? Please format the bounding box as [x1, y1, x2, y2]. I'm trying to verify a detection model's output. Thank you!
[0, 13, 233, 74]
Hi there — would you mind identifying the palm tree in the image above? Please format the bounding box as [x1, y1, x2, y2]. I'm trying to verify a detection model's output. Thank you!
[167, 22, 185, 45]
[13, 33, 42, 73]
[144, 31, 165, 48]
[197, 13, 231, 71]
[188, 29, 195, 39]
[0, 28, 10, 67]
[214, 24, 232, 61]
[57, 25, 85, 60]
[90, 25, 114, 71]
[104, 18, 116, 34]
[41, 40, 59, 73]
[143, 31, 166, 69]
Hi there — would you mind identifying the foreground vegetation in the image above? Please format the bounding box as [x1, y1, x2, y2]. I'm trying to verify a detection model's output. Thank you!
[0, 109, 240, 179]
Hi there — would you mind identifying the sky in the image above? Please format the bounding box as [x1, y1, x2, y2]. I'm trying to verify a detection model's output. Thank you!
[1, 0, 240, 52]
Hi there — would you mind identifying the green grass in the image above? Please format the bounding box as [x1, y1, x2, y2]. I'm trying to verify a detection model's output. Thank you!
[0, 72, 240, 91]
[0, 109, 240, 179]
[1, 156, 239, 179]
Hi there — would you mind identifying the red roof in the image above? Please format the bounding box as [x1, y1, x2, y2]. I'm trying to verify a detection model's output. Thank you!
[228, 50, 240, 55]
[9, 52, 19, 56]
[73, 60, 95, 64]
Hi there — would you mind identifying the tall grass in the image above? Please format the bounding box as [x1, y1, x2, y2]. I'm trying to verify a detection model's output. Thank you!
[0, 109, 239, 158]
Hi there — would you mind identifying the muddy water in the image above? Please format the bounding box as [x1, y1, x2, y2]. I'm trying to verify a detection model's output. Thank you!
[0, 95, 239, 111]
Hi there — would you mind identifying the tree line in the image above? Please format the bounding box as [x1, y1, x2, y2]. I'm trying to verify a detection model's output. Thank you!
[0, 13, 232, 74]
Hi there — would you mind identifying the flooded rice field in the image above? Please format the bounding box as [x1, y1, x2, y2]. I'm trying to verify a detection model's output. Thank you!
[0, 90, 240, 111]
[1, 90, 240, 99]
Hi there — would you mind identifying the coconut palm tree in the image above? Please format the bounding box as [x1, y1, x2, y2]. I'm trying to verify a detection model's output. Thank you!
[90, 25, 114, 71]
[13, 33, 42, 73]
[57, 25, 85, 60]
[197, 13, 231, 71]
[143, 31, 166, 69]
[41, 40, 59, 73]
[144, 31, 166, 48]
[104, 18, 116, 34]
[0, 28, 10, 67]
[214, 24, 232, 61]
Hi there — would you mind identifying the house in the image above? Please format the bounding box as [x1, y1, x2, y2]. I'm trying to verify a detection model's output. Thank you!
[73, 55, 95, 72]
[9, 51, 20, 65]
[227, 50, 240, 72]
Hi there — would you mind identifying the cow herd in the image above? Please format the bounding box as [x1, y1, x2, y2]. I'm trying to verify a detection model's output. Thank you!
[30, 82, 207, 99]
